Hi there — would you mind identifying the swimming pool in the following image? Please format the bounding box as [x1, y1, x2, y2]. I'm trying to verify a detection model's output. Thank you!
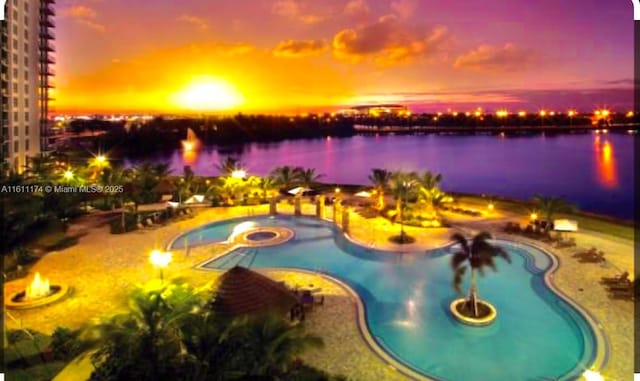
[170, 216, 600, 381]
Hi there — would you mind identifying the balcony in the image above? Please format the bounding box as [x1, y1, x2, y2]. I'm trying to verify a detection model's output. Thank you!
[40, 17, 55, 28]
[39, 28, 55, 40]
[40, 67, 55, 76]
[40, 54, 55, 64]
[41, 5, 56, 16]
[40, 42, 55, 52]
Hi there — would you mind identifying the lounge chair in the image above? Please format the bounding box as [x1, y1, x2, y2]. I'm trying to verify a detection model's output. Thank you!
[601, 271, 630, 285]
[578, 251, 605, 264]
[607, 279, 634, 291]
[609, 288, 635, 301]
[572, 247, 597, 258]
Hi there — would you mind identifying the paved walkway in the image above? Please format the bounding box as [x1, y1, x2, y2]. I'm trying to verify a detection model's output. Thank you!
[4, 201, 633, 381]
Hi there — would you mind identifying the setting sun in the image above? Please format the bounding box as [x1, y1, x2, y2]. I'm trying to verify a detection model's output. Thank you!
[173, 77, 244, 112]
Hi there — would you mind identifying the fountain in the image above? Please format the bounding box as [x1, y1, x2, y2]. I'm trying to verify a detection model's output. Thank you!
[6, 272, 69, 309]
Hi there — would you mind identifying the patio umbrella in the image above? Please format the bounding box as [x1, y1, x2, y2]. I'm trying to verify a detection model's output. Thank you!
[211, 266, 298, 316]
[288, 186, 312, 195]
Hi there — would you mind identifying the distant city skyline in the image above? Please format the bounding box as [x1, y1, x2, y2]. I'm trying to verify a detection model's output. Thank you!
[54, 0, 635, 114]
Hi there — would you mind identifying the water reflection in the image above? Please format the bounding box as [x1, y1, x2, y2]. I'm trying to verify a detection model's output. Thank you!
[593, 136, 618, 189]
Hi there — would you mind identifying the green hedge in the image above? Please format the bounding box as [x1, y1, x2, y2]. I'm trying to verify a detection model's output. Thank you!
[109, 213, 139, 234]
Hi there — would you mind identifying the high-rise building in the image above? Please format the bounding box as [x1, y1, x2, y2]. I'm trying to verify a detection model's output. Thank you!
[1, 0, 55, 174]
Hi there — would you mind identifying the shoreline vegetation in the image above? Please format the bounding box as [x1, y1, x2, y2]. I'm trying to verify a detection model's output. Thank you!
[60, 114, 640, 158]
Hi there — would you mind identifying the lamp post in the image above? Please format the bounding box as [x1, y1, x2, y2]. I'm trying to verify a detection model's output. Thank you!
[149, 250, 172, 282]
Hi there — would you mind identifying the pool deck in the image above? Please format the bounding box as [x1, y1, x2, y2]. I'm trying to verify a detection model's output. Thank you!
[4, 201, 633, 381]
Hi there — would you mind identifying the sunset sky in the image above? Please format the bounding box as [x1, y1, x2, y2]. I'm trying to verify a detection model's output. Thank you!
[54, 0, 635, 114]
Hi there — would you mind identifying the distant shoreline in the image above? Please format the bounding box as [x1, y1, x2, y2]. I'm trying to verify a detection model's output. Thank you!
[354, 123, 640, 134]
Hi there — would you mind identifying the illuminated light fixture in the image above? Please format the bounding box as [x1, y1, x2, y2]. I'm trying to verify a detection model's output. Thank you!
[231, 169, 247, 179]
[96, 155, 107, 164]
[487, 203, 495, 211]
[437, 112, 443, 116]
[601, 109, 610, 117]
[63, 169, 74, 180]
[530, 212, 538, 221]
[433, 117, 438, 121]
[335, 187, 341, 194]
[182, 140, 195, 152]
[496, 110, 508, 118]
[474, 111, 482, 117]
[452, 112, 458, 116]
[568, 110, 577, 117]
[518, 111, 527, 117]
[539, 110, 547, 117]
[465, 112, 471, 117]
[626, 111, 634, 118]
[149, 250, 172, 268]
[549, 111, 556, 116]
[582, 369, 604, 381]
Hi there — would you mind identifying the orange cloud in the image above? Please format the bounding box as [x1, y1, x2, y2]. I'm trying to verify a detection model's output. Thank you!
[271, 0, 326, 24]
[344, 0, 371, 17]
[62, 5, 105, 32]
[454, 43, 535, 72]
[390, 0, 418, 20]
[178, 15, 209, 31]
[332, 16, 451, 66]
[272, 39, 329, 58]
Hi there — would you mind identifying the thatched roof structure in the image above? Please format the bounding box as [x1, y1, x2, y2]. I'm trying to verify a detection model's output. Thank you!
[211, 266, 298, 316]
[152, 179, 177, 195]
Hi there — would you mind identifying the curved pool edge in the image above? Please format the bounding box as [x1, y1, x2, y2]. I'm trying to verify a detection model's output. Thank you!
[496, 238, 610, 378]
[169, 214, 609, 380]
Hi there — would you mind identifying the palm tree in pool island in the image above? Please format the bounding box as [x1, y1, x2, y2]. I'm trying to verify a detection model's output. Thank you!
[450, 232, 511, 319]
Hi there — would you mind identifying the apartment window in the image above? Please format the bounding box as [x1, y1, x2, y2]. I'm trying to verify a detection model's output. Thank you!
[24, 30, 28, 39]
[24, 98, 28, 107]
[24, 71, 28, 80]
[13, 126, 18, 136]
[12, 11, 17, 21]
[23, 84, 28, 93]
[23, 57, 28, 66]
[12, 54, 17, 64]
[24, 3, 28, 12]
[14, 141, 18, 153]
[25, 125, 29, 135]
[24, 16, 28, 25]
[12, 25, 17, 34]
[12, 98, 17, 107]
[13, 0, 17, 5]
[12, 39, 17, 49]
[25, 139, 29, 151]
[24, 112, 29, 121]
[13, 112, 18, 121]
[23, 43, 28, 53]
[12, 82, 17, 92]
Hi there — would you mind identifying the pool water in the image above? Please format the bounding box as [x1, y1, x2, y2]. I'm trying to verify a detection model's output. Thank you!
[170, 216, 597, 381]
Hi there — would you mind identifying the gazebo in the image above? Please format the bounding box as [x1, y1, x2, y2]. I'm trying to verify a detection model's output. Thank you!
[211, 266, 298, 316]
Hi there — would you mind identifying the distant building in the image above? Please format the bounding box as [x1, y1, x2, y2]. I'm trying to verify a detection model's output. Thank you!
[1, 0, 55, 174]
[338, 104, 410, 117]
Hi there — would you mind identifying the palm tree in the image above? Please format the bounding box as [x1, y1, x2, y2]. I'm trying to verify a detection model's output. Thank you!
[270, 166, 298, 191]
[81, 281, 203, 381]
[368, 168, 392, 210]
[416, 171, 445, 218]
[216, 157, 243, 177]
[295, 167, 322, 189]
[450, 232, 511, 317]
[23, 154, 56, 183]
[241, 314, 324, 377]
[390, 171, 418, 240]
[532, 195, 575, 232]
[258, 176, 277, 202]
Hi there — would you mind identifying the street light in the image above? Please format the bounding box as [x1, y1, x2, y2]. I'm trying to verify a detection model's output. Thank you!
[149, 250, 172, 281]
[231, 169, 247, 179]
[530, 212, 538, 221]
[63, 169, 74, 181]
